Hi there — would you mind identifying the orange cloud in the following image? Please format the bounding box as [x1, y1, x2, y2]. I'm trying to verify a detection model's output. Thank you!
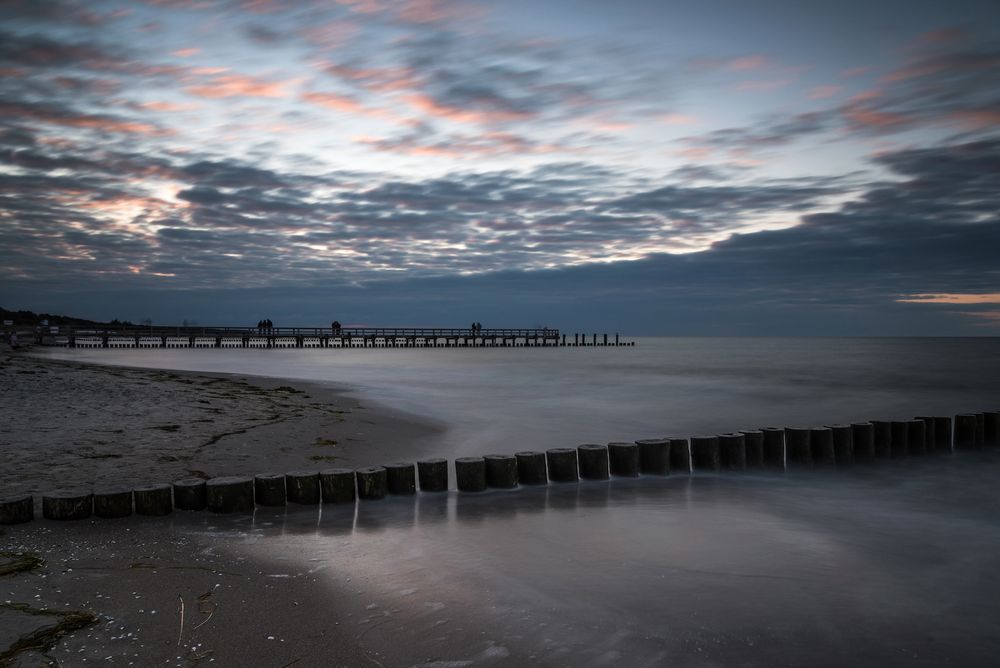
[186, 74, 290, 98]
[949, 110, 1000, 130]
[897, 293, 1000, 304]
[171, 48, 200, 57]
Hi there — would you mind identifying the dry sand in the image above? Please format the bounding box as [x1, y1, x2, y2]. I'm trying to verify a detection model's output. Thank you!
[1, 350, 445, 497]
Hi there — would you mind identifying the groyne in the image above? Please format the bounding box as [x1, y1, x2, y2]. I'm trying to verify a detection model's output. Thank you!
[2, 410, 997, 524]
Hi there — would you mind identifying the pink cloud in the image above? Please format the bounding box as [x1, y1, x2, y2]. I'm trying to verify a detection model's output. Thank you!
[842, 106, 910, 131]
[302, 90, 402, 123]
[324, 63, 420, 93]
[675, 146, 713, 161]
[727, 55, 770, 71]
[659, 114, 698, 125]
[0, 101, 162, 135]
[403, 93, 531, 125]
[735, 79, 791, 92]
[186, 74, 290, 98]
[807, 85, 842, 100]
[840, 65, 872, 78]
[897, 293, 1000, 304]
[171, 48, 200, 58]
[139, 100, 199, 112]
[948, 110, 1000, 130]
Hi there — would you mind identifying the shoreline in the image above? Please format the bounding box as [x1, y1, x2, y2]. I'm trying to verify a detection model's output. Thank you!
[1, 350, 447, 496]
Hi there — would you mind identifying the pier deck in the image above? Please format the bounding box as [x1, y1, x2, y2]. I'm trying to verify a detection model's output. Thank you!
[22, 326, 634, 349]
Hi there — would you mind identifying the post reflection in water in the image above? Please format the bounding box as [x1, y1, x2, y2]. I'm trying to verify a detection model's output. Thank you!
[173, 453, 1000, 667]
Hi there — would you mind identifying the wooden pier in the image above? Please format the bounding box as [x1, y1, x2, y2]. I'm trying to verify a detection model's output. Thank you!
[28, 326, 635, 349]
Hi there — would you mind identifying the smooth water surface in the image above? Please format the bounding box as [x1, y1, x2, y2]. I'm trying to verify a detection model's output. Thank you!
[44, 337, 1000, 458]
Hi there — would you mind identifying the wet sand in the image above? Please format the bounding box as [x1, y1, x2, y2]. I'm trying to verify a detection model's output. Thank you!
[1, 350, 445, 496]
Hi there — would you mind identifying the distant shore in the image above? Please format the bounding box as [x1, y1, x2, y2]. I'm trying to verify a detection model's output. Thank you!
[1, 349, 446, 496]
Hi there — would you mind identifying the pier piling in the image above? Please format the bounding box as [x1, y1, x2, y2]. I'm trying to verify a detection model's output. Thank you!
[871, 421, 892, 458]
[784, 428, 812, 469]
[42, 490, 93, 521]
[954, 414, 978, 449]
[890, 421, 909, 457]
[851, 423, 875, 462]
[810, 427, 836, 466]
[286, 471, 321, 504]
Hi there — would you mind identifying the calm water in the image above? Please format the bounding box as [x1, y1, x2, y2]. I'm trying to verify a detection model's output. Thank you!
[44, 337, 1000, 458]
[37, 338, 1000, 665]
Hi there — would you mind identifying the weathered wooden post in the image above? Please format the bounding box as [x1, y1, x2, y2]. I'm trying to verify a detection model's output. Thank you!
[42, 490, 93, 520]
[417, 458, 449, 492]
[608, 442, 640, 477]
[356, 466, 388, 499]
[134, 484, 172, 516]
[827, 425, 853, 465]
[455, 457, 487, 491]
[173, 478, 207, 511]
[984, 411, 999, 446]
[954, 414, 978, 449]
[635, 438, 671, 475]
[915, 416, 937, 449]
[974, 412, 985, 446]
[206, 477, 254, 513]
[872, 420, 892, 458]
[718, 433, 747, 471]
[906, 420, 927, 455]
[286, 471, 321, 504]
[577, 444, 610, 480]
[669, 437, 691, 473]
[254, 473, 287, 507]
[810, 427, 836, 466]
[385, 462, 416, 495]
[890, 421, 909, 457]
[484, 454, 518, 488]
[740, 430, 764, 469]
[94, 487, 133, 519]
[850, 423, 875, 462]
[934, 416, 952, 451]
[690, 435, 720, 471]
[320, 468, 356, 503]
[784, 428, 812, 469]
[514, 451, 547, 485]
[761, 427, 785, 470]
[0, 495, 33, 524]
[546, 448, 579, 482]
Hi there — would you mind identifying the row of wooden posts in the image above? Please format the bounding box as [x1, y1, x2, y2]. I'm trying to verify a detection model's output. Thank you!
[0, 410, 997, 524]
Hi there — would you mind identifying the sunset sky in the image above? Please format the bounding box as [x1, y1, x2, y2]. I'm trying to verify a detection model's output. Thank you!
[1, 0, 998, 333]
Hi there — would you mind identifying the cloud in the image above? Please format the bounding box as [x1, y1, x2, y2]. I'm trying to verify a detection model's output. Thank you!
[0, 100, 162, 134]
[186, 74, 292, 98]
[897, 293, 1000, 304]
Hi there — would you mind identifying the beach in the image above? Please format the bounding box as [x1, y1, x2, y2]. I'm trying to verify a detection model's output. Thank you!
[0, 351, 444, 497]
[2, 341, 1000, 666]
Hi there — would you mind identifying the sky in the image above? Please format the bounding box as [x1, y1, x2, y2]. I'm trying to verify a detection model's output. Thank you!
[0, 0, 998, 334]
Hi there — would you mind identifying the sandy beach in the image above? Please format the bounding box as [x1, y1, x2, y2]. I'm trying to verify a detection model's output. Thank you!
[1, 350, 445, 497]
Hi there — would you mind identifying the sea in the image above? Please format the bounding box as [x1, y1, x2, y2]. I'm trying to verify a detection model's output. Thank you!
[40, 337, 1000, 666]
